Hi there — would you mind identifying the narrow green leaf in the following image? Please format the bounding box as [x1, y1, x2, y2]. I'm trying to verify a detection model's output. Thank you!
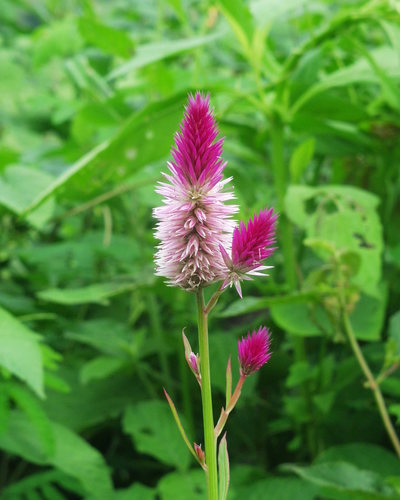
[108, 34, 222, 81]
[182, 328, 193, 361]
[163, 389, 199, 465]
[218, 433, 230, 500]
[289, 138, 315, 183]
[37, 282, 137, 306]
[218, 0, 253, 54]
[226, 357, 232, 407]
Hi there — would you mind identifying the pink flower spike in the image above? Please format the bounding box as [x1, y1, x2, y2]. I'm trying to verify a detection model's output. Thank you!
[153, 92, 237, 291]
[221, 208, 277, 297]
[232, 208, 277, 270]
[238, 326, 271, 376]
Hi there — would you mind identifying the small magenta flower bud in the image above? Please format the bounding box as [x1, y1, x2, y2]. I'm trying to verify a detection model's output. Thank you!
[194, 443, 205, 466]
[189, 352, 199, 374]
[238, 326, 271, 376]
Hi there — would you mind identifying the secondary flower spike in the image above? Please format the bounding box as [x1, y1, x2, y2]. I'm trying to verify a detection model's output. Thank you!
[238, 326, 271, 376]
[154, 93, 237, 290]
[220, 208, 277, 297]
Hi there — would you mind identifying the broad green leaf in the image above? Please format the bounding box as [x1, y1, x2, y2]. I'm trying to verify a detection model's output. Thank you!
[2, 471, 83, 499]
[290, 138, 315, 183]
[114, 483, 155, 500]
[78, 17, 134, 58]
[33, 19, 83, 66]
[0, 50, 25, 113]
[231, 477, 317, 500]
[157, 469, 206, 500]
[271, 292, 386, 341]
[0, 411, 113, 498]
[0, 165, 54, 216]
[285, 461, 396, 499]
[37, 282, 137, 306]
[108, 34, 222, 81]
[270, 301, 332, 338]
[65, 319, 136, 357]
[0, 307, 44, 397]
[80, 356, 126, 384]
[24, 95, 188, 211]
[350, 290, 387, 341]
[218, 433, 230, 500]
[285, 185, 383, 295]
[7, 382, 54, 456]
[123, 400, 191, 469]
[315, 443, 400, 478]
[218, 291, 323, 318]
[44, 369, 145, 432]
[291, 47, 400, 114]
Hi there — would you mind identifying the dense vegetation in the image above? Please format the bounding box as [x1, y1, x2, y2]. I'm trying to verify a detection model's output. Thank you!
[1, 0, 400, 498]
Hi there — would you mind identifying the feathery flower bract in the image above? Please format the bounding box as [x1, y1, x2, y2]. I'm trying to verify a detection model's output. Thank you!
[238, 326, 271, 376]
[154, 93, 237, 290]
[220, 208, 277, 297]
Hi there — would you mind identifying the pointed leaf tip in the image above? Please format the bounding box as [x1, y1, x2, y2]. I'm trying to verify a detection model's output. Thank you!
[226, 357, 232, 406]
[163, 387, 199, 465]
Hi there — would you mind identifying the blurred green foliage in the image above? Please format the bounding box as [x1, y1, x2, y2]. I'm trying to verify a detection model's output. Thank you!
[1, 0, 400, 498]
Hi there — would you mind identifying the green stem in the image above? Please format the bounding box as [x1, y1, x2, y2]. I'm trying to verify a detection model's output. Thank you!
[341, 304, 400, 459]
[196, 290, 218, 500]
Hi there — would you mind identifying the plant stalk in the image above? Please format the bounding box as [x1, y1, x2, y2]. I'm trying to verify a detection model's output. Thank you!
[196, 289, 218, 500]
[342, 306, 400, 459]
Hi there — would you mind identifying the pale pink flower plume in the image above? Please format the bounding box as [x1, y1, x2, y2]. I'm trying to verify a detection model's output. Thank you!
[220, 208, 277, 297]
[154, 92, 237, 290]
[238, 326, 271, 376]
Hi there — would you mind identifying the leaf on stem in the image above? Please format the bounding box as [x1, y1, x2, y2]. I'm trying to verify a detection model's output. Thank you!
[163, 388, 200, 465]
[182, 328, 192, 360]
[226, 357, 232, 407]
[218, 432, 230, 500]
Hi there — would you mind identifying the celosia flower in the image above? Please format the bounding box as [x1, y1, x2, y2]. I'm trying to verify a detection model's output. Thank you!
[154, 92, 237, 290]
[220, 208, 277, 297]
[238, 326, 271, 376]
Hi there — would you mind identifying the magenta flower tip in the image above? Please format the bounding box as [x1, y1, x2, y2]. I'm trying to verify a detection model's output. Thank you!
[220, 208, 277, 297]
[154, 92, 237, 291]
[232, 208, 277, 269]
[238, 326, 271, 376]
